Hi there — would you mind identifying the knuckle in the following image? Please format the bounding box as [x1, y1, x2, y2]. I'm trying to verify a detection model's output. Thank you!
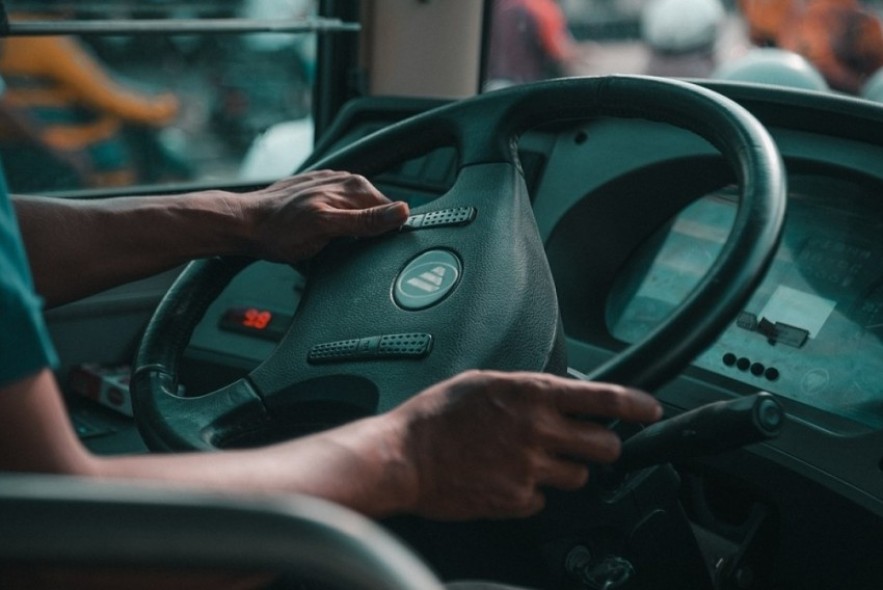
[466, 369, 499, 389]
[520, 371, 550, 392]
[507, 376, 544, 407]
[344, 173, 370, 189]
[458, 369, 487, 384]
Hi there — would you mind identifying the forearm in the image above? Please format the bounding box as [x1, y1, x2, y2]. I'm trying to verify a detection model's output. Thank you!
[94, 414, 417, 519]
[2, 371, 416, 519]
[14, 191, 250, 308]
[14, 172, 410, 308]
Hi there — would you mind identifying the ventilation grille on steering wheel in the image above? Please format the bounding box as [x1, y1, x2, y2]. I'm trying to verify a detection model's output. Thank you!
[308, 333, 433, 363]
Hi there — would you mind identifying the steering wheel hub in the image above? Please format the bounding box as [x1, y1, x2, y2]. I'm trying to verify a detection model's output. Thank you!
[394, 249, 462, 310]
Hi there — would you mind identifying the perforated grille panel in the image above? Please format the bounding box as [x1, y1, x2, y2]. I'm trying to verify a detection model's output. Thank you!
[308, 333, 433, 363]
[402, 207, 476, 230]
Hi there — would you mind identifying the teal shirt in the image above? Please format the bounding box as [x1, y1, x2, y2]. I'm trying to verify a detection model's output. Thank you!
[0, 168, 58, 386]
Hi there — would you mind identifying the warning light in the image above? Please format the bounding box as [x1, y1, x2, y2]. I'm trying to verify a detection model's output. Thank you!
[242, 307, 272, 330]
[219, 307, 292, 341]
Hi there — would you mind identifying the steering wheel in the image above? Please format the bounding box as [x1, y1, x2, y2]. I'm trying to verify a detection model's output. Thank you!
[132, 75, 786, 452]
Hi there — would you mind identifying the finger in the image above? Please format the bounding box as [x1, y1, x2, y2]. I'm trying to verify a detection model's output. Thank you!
[535, 454, 590, 490]
[542, 418, 623, 464]
[457, 370, 661, 423]
[320, 201, 410, 237]
[505, 489, 546, 519]
[552, 380, 662, 423]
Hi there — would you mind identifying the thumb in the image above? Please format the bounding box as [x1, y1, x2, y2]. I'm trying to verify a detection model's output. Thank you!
[333, 201, 410, 237]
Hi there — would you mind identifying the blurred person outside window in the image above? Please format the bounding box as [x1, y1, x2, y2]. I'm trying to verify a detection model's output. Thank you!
[737, 0, 883, 94]
[486, 0, 584, 89]
[738, 0, 805, 46]
[778, 1, 883, 93]
[0, 5, 184, 188]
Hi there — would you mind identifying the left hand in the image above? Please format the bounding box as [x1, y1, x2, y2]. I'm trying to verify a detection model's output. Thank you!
[238, 170, 410, 262]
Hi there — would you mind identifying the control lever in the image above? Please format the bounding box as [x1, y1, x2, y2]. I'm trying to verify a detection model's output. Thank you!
[616, 392, 785, 473]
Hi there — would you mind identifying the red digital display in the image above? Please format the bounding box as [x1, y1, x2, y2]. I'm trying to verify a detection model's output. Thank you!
[219, 306, 292, 341]
[241, 307, 272, 330]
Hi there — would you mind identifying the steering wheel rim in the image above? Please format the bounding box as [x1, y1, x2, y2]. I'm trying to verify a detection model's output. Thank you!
[132, 75, 786, 452]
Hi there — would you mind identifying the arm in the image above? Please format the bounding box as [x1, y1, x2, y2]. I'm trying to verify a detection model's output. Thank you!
[0, 368, 661, 520]
[0, 369, 412, 517]
[15, 170, 410, 307]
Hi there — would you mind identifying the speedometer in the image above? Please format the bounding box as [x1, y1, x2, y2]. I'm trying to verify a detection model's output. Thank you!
[609, 184, 883, 430]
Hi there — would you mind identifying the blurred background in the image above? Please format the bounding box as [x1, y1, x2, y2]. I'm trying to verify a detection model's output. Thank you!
[1, 0, 882, 193]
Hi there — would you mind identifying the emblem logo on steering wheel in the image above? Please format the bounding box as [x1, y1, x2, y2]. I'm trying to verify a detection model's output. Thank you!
[394, 249, 461, 310]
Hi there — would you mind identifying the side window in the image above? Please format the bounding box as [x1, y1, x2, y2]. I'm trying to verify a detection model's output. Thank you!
[0, 0, 323, 195]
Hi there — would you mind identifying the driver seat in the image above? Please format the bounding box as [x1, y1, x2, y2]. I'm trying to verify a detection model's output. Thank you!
[0, 473, 444, 590]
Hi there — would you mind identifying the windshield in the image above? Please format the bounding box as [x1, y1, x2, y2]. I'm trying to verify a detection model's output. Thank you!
[484, 0, 883, 101]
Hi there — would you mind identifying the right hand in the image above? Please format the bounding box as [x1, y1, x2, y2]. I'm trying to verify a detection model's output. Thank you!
[389, 370, 662, 520]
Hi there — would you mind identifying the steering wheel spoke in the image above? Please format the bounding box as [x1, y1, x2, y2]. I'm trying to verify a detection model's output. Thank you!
[131, 373, 270, 451]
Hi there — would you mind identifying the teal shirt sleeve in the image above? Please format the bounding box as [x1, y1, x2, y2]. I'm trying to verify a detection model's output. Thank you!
[0, 168, 59, 387]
